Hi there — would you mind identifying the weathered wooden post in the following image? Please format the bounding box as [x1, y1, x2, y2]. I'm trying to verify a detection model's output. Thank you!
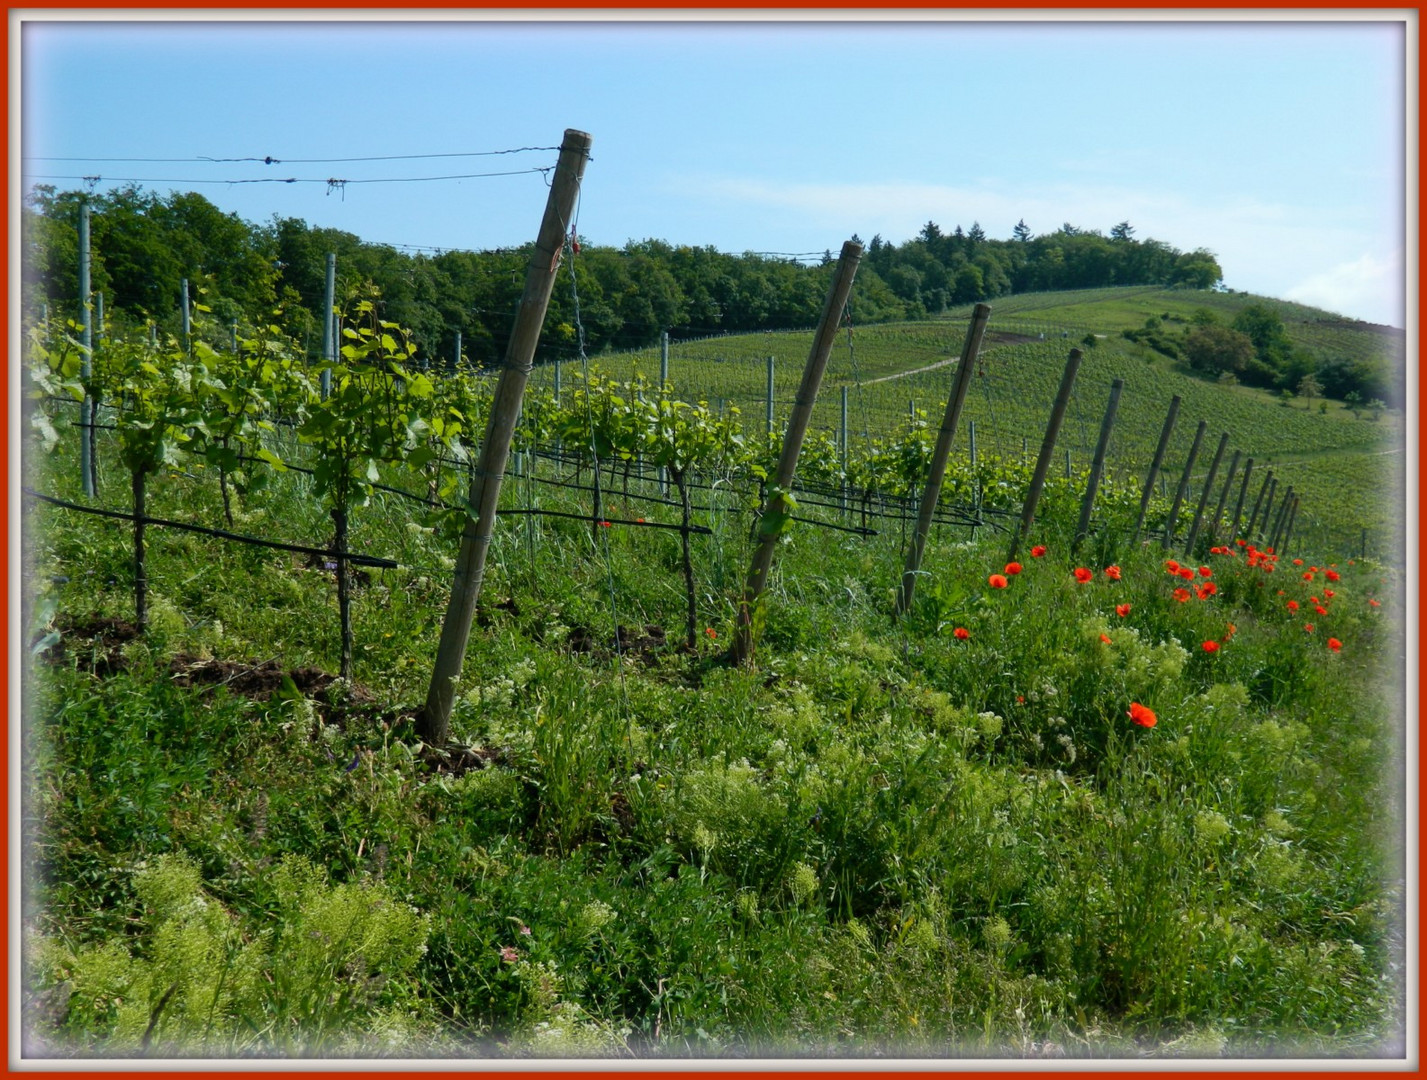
[1184, 432, 1229, 557]
[1228, 457, 1254, 542]
[1162, 419, 1207, 550]
[1268, 485, 1294, 551]
[1007, 348, 1083, 563]
[731, 239, 862, 665]
[1279, 496, 1300, 556]
[420, 129, 592, 745]
[1255, 477, 1278, 544]
[1245, 470, 1273, 541]
[1206, 449, 1241, 544]
[895, 303, 991, 613]
[1131, 395, 1179, 545]
[1073, 378, 1124, 553]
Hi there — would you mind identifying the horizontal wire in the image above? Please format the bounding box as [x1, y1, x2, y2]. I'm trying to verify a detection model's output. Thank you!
[24, 167, 552, 187]
[24, 146, 560, 165]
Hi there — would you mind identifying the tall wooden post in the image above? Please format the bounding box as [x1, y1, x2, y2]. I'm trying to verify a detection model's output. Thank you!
[1007, 348, 1083, 563]
[1073, 378, 1124, 552]
[1268, 485, 1294, 551]
[1245, 470, 1273, 541]
[1184, 432, 1229, 557]
[1228, 457, 1254, 542]
[1206, 449, 1241, 544]
[895, 303, 991, 613]
[731, 240, 862, 665]
[78, 198, 95, 497]
[1255, 477, 1278, 543]
[1131, 395, 1179, 544]
[1162, 419, 1207, 550]
[1279, 496, 1300, 556]
[420, 129, 592, 745]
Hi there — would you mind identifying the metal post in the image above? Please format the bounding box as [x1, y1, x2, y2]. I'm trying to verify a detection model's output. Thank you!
[321, 254, 335, 398]
[1008, 348, 1084, 563]
[1131, 395, 1180, 544]
[732, 239, 862, 664]
[453, 329, 462, 374]
[1073, 378, 1123, 551]
[421, 128, 593, 744]
[765, 355, 775, 437]
[1162, 420, 1207, 550]
[840, 385, 849, 515]
[1184, 432, 1229, 558]
[180, 277, 191, 356]
[78, 198, 95, 497]
[1064, 447, 1072, 479]
[896, 303, 992, 612]
[660, 330, 669, 391]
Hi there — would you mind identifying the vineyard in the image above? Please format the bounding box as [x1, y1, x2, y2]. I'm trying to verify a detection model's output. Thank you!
[21, 220, 1406, 1057]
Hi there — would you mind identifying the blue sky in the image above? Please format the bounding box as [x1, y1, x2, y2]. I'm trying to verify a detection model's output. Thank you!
[18, 15, 1408, 326]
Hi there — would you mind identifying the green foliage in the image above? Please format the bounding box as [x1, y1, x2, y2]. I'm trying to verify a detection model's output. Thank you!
[30, 852, 431, 1055]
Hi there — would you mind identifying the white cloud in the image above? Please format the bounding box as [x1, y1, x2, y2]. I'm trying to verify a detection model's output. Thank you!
[1282, 252, 1405, 328]
[677, 175, 1402, 325]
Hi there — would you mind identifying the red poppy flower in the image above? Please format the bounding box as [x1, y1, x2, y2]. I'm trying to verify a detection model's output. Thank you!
[1165, 560, 1181, 574]
[1236, 538, 1247, 547]
[1128, 702, 1157, 728]
[1198, 566, 1212, 578]
[1179, 568, 1195, 581]
[1286, 600, 1299, 612]
[1315, 605, 1328, 616]
[1224, 622, 1237, 638]
[1369, 598, 1381, 607]
[1115, 603, 1131, 617]
[1304, 623, 1314, 633]
[1031, 545, 1047, 558]
[1262, 563, 1274, 573]
[1016, 694, 1026, 704]
[1266, 546, 1276, 555]
[1327, 638, 1343, 652]
[1325, 569, 1340, 582]
[1202, 640, 1220, 653]
[704, 627, 717, 638]
[1293, 558, 1304, 566]
[600, 520, 613, 528]
[1005, 561, 1023, 575]
[1074, 567, 1094, 583]
[953, 626, 970, 640]
[989, 573, 1009, 589]
[636, 517, 646, 523]
[1302, 571, 1315, 581]
[1100, 633, 1112, 644]
[1323, 589, 1335, 598]
[1196, 582, 1217, 599]
[1173, 587, 1192, 603]
[1104, 565, 1122, 581]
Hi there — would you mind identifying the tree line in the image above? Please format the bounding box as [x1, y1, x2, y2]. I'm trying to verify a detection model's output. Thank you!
[23, 185, 1226, 368]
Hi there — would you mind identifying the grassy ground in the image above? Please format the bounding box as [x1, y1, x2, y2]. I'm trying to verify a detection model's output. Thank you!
[22, 407, 1407, 1058]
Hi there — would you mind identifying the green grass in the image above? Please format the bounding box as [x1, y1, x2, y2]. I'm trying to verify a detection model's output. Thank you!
[23, 395, 1406, 1057]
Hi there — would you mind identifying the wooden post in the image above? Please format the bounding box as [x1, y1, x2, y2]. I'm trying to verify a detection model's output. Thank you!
[1228, 457, 1254, 542]
[1268, 485, 1294, 551]
[420, 128, 592, 745]
[896, 303, 992, 613]
[1184, 432, 1229, 558]
[1255, 477, 1278, 543]
[765, 355, 775, 437]
[1064, 447, 1072, 479]
[1073, 378, 1124, 552]
[1206, 449, 1241, 544]
[1279, 496, 1300, 557]
[78, 198, 95, 497]
[1162, 419, 1207, 550]
[321, 254, 335, 399]
[1131, 395, 1179, 544]
[1007, 348, 1084, 563]
[1245, 470, 1273, 541]
[731, 239, 862, 665]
